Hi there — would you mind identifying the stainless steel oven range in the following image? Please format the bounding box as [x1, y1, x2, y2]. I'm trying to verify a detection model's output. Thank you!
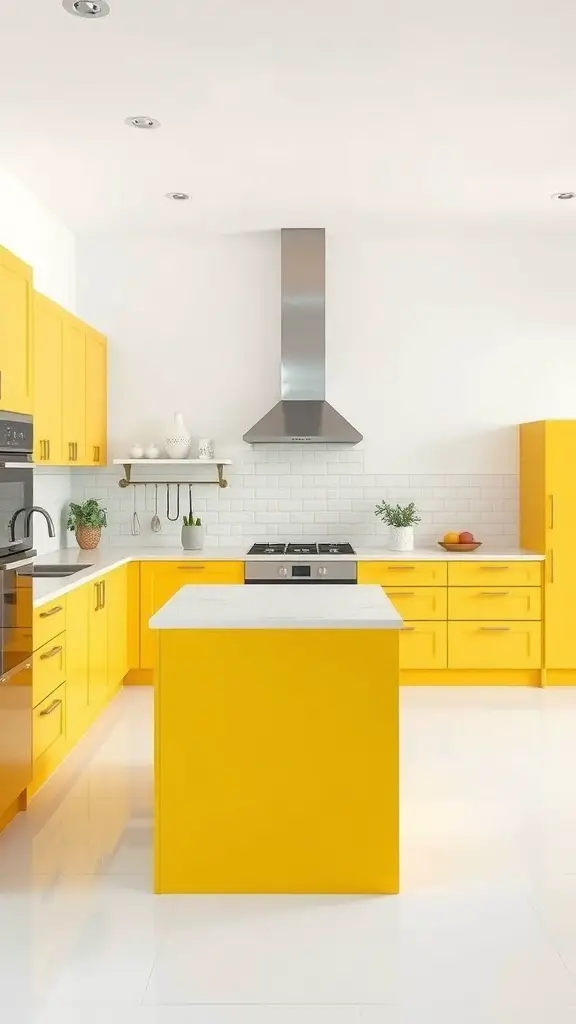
[245, 542, 357, 584]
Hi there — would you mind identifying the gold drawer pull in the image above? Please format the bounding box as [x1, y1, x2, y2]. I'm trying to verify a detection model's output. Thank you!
[178, 565, 206, 570]
[39, 605, 63, 619]
[387, 566, 415, 570]
[479, 626, 510, 632]
[402, 626, 415, 631]
[481, 566, 509, 571]
[39, 699, 62, 717]
[479, 591, 510, 596]
[392, 591, 416, 597]
[40, 645, 63, 661]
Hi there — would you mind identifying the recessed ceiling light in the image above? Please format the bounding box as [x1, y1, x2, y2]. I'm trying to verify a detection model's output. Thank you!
[125, 116, 161, 130]
[552, 192, 576, 200]
[62, 0, 110, 17]
[165, 192, 190, 201]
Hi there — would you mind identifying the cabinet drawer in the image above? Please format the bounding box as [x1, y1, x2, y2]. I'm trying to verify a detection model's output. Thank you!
[400, 622, 447, 670]
[164, 561, 244, 584]
[33, 633, 66, 707]
[33, 598, 66, 650]
[386, 587, 447, 620]
[448, 622, 541, 669]
[448, 587, 541, 621]
[359, 561, 447, 587]
[447, 562, 541, 587]
[33, 683, 66, 762]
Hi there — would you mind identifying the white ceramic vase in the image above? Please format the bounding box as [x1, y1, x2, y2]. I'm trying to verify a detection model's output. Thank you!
[165, 412, 192, 460]
[388, 526, 414, 552]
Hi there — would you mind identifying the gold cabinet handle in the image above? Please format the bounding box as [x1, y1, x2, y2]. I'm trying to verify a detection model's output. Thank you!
[402, 626, 415, 631]
[481, 566, 509, 571]
[39, 699, 62, 717]
[479, 591, 510, 596]
[178, 565, 206, 570]
[68, 442, 73, 461]
[392, 592, 416, 597]
[39, 605, 63, 619]
[100, 580, 105, 607]
[94, 582, 100, 611]
[47, 439, 50, 461]
[387, 566, 415, 571]
[549, 495, 555, 530]
[40, 645, 63, 661]
[479, 626, 510, 632]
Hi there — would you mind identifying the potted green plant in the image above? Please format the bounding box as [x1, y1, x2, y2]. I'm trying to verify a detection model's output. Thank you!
[67, 499, 108, 550]
[374, 501, 421, 552]
[181, 515, 204, 551]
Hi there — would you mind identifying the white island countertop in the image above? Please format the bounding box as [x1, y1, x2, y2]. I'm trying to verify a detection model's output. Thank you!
[149, 584, 403, 631]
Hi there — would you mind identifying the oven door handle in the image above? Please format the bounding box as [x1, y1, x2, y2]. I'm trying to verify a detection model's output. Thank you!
[0, 660, 32, 685]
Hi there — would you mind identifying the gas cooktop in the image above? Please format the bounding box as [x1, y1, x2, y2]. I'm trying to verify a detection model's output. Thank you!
[247, 542, 356, 556]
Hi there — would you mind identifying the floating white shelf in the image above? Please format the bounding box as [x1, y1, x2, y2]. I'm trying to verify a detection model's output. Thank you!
[112, 458, 232, 466]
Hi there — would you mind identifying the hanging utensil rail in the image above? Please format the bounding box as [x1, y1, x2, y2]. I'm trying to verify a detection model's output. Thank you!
[115, 461, 230, 489]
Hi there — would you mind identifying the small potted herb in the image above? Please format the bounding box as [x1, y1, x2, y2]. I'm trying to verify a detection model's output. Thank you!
[374, 501, 421, 552]
[67, 499, 108, 550]
[182, 515, 204, 551]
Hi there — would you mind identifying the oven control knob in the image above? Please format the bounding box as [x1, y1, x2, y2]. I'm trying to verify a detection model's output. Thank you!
[317, 566, 327, 577]
[278, 566, 289, 577]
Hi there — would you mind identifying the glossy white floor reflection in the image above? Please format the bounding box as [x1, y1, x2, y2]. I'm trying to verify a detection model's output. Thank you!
[2, 687, 576, 1023]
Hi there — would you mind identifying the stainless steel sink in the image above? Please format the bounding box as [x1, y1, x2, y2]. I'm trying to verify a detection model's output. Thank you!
[20, 565, 92, 578]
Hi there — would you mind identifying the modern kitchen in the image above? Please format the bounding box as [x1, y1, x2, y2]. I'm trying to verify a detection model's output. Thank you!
[2, 0, 576, 1021]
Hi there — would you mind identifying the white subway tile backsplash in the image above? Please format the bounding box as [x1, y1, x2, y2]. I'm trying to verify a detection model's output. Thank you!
[69, 446, 520, 549]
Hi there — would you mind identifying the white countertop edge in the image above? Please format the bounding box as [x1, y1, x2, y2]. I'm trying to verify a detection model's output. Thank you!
[31, 545, 545, 607]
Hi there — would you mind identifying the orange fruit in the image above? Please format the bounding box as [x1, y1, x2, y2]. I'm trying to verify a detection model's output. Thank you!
[443, 531, 460, 543]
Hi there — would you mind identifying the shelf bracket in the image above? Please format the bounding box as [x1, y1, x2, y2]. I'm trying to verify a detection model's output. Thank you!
[119, 464, 132, 488]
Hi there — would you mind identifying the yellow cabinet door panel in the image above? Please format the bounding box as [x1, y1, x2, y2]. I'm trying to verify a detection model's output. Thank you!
[88, 580, 108, 710]
[448, 587, 542, 621]
[62, 315, 86, 464]
[33, 683, 66, 763]
[33, 633, 66, 708]
[66, 584, 90, 743]
[448, 621, 541, 670]
[542, 421, 576, 669]
[0, 246, 33, 414]
[400, 622, 447, 670]
[105, 567, 128, 689]
[386, 587, 447, 621]
[359, 561, 447, 587]
[447, 561, 542, 587]
[140, 562, 244, 669]
[85, 328, 107, 465]
[33, 293, 63, 464]
[33, 598, 66, 651]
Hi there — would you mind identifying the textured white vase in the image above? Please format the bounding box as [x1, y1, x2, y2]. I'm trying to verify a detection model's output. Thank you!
[388, 526, 414, 552]
[165, 412, 192, 459]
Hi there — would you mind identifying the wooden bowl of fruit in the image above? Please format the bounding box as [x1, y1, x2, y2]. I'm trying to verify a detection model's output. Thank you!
[438, 531, 482, 553]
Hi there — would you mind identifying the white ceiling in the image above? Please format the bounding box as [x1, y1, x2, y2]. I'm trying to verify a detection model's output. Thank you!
[1, 0, 576, 233]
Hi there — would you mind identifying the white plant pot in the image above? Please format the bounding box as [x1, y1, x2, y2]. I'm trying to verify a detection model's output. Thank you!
[181, 525, 204, 551]
[388, 526, 414, 552]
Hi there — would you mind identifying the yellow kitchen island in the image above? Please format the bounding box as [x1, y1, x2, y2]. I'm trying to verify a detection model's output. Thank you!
[150, 583, 402, 895]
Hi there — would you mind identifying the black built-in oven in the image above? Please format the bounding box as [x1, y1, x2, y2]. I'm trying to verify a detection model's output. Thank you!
[0, 412, 34, 561]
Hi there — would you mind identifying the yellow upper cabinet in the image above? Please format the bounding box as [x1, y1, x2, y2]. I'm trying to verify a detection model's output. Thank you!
[520, 420, 576, 669]
[0, 246, 33, 414]
[85, 327, 107, 466]
[33, 293, 63, 464]
[62, 313, 86, 465]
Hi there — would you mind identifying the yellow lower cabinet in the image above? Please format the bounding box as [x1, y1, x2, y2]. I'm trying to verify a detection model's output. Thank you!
[448, 561, 541, 587]
[66, 584, 90, 743]
[400, 622, 447, 670]
[359, 561, 447, 587]
[140, 561, 244, 669]
[105, 566, 128, 690]
[33, 633, 66, 707]
[386, 587, 447, 620]
[30, 683, 67, 797]
[88, 579, 108, 710]
[448, 621, 541, 670]
[448, 587, 541, 621]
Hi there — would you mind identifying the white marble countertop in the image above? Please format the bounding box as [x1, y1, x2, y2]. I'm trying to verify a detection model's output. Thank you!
[29, 545, 545, 608]
[149, 583, 403, 631]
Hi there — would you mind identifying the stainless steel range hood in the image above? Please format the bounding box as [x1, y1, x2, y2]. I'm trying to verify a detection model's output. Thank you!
[243, 229, 362, 445]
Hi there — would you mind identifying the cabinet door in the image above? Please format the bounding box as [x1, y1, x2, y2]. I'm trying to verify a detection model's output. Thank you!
[140, 562, 244, 668]
[85, 328, 107, 466]
[105, 568, 128, 689]
[88, 580, 108, 710]
[62, 314, 86, 465]
[544, 421, 576, 668]
[0, 246, 33, 414]
[66, 584, 90, 743]
[33, 293, 63, 464]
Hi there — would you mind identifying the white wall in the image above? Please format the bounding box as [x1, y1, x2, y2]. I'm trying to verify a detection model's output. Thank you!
[76, 226, 576, 474]
[0, 163, 76, 553]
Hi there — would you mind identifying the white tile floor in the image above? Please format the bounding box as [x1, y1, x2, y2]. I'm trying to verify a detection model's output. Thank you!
[2, 686, 576, 1023]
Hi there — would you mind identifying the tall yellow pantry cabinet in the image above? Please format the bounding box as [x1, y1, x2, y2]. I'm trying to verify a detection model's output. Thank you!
[0, 246, 33, 414]
[520, 420, 576, 683]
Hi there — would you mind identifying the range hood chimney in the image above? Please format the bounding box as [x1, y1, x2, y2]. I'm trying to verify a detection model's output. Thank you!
[243, 229, 362, 444]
